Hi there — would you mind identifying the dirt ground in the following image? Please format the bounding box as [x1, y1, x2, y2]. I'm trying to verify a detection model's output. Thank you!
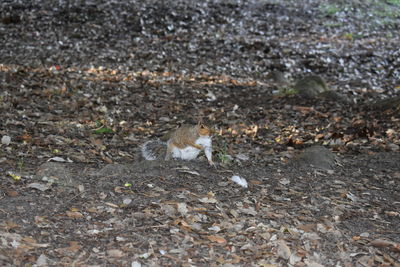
[1, 0, 399, 266]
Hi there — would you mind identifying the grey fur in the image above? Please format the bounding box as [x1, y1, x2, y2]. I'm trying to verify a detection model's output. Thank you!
[141, 140, 167, 160]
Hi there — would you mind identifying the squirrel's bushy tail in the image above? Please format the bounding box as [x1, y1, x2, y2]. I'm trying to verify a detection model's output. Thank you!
[141, 140, 166, 160]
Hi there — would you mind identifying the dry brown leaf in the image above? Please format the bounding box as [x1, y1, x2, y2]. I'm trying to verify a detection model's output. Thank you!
[105, 202, 119, 208]
[107, 249, 124, 258]
[6, 190, 18, 197]
[297, 223, 315, 232]
[293, 105, 314, 114]
[207, 235, 227, 244]
[216, 256, 226, 264]
[4, 220, 19, 230]
[102, 156, 113, 164]
[114, 186, 124, 193]
[66, 211, 84, 219]
[228, 254, 242, 264]
[179, 220, 193, 231]
[86, 207, 98, 213]
[22, 237, 49, 248]
[370, 239, 400, 252]
[315, 133, 325, 140]
[67, 241, 82, 252]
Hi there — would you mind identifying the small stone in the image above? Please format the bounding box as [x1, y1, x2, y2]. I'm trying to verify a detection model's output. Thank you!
[360, 232, 369, 237]
[308, 263, 324, 267]
[131, 261, 142, 267]
[387, 143, 399, 151]
[123, 198, 132, 205]
[36, 254, 48, 266]
[277, 240, 291, 260]
[236, 153, 249, 161]
[1, 135, 11, 145]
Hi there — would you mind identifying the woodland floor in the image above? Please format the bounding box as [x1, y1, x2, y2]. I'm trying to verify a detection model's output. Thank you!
[0, 0, 399, 266]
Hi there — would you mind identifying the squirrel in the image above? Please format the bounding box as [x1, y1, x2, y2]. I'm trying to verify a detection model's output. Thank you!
[141, 123, 215, 166]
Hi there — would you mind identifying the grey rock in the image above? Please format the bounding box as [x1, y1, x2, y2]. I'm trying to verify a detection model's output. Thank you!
[267, 70, 289, 85]
[294, 75, 329, 98]
[36, 162, 75, 187]
[290, 145, 337, 170]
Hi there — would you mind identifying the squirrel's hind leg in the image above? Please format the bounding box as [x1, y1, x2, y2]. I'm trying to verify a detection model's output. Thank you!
[165, 143, 173, 161]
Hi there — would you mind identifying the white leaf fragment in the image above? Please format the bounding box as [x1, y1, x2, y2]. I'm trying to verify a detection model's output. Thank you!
[199, 197, 217, 203]
[177, 203, 188, 215]
[240, 206, 257, 216]
[178, 169, 200, 176]
[208, 225, 221, 232]
[27, 183, 51, 192]
[78, 184, 85, 193]
[11, 239, 20, 248]
[206, 90, 216, 101]
[88, 229, 100, 235]
[279, 178, 291, 185]
[236, 153, 249, 161]
[139, 252, 151, 259]
[131, 261, 142, 267]
[48, 157, 73, 163]
[231, 175, 248, 188]
[346, 192, 358, 202]
[123, 198, 132, 205]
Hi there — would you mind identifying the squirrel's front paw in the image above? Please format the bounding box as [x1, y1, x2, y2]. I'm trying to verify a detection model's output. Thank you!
[208, 160, 216, 168]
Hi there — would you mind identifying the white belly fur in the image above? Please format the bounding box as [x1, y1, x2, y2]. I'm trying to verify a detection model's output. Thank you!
[171, 136, 212, 160]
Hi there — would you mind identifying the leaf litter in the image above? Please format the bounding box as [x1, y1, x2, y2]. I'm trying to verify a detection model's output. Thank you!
[0, 0, 399, 266]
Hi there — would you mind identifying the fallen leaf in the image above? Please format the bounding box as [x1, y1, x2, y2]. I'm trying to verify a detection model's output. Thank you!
[370, 239, 400, 251]
[231, 175, 248, 188]
[8, 172, 21, 181]
[5, 221, 19, 230]
[6, 190, 18, 197]
[297, 224, 315, 232]
[27, 183, 50, 191]
[107, 249, 124, 258]
[208, 225, 221, 232]
[177, 203, 188, 215]
[131, 261, 142, 267]
[66, 211, 84, 219]
[207, 235, 227, 244]
[47, 156, 73, 163]
[199, 197, 217, 203]
[22, 237, 49, 248]
[67, 241, 82, 252]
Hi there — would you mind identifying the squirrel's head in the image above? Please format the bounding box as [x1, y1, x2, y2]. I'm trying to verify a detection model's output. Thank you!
[197, 123, 211, 136]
